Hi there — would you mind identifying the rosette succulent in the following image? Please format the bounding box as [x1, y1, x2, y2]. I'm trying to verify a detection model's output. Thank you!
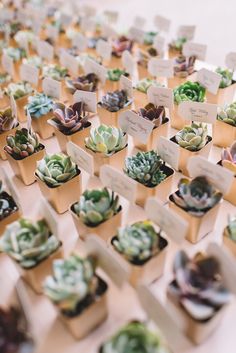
[42, 64, 69, 81]
[0, 72, 11, 85]
[107, 68, 129, 82]
[0, 180, 18, 221]
[26, 93, 53, 118]
[99, 90, 130, 112]
[174, 55, 196, 78]
[144, 31, 158, 45]
[175, 122, 208, 151]
[169, 37, 187, 52]
[221, 141, 236, 174]
[124, 150, 166, 187]
[0, 218, 60, 268]
[0, 107, 18, 133]
[217, 102, 236, 126]
[4, 82, 33, 100]
[137, 103, 165, 127]
[135, 78, 163, 94]
[9, 22, 22, 37]
[85, 124, 127, 155]
[73, 188, 121, 227]
[174, 81, 206, 105]
[137, 47, 159, 68]
[168, 250, 231, 321]
[36, 153, 77, 187]
[4, 47, 26, 61]
[112, 36, 133, 57]
[23, 55, 43, 69]
[66, 73, 99, 93]
[14, 30, 35, 46]
[172, 176, 222, 216]
[4, 128, 41, 160]
[225, 216, 236, 242]
[216, 67, 233, 89]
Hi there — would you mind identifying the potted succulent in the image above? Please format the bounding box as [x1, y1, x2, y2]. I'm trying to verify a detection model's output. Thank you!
[124, 150, 174, 207]
[206, 67, 236, 105]
[43, 254, 108, 339]
[85, 124, 128, 176]
[168, 55, 196, 89]
[0, 107, 19, 160]
[167, 250, 232, 344]
[133, 78, 163, 108]
[133, 104, 169, 151]
[110, 220, 168, 287]
[99, 320, 170, 353]
[172, 81, 206, 129]
[65, 73, 99, 103]
[35, 153, 81, 213]
[223, 216, 236, 256]
[98, 90, 132, 127]
[105, 68, 129, 92]
[48, 102, 91, 152]
[137, 47, 160, 80]
[168, 37, 187, 58]
[143, 31, 158, 46]
[3, 47, 27, 80]
[14, 30, 35, 55]
[4, 128, 45, 185]
[110, 36, 133, 68]
[170, 122, 212, 176]
[213, 102, 236, 147]
[70, 187, 122, 241]
[219, 142, 236, 205]
[26, 93, 54, 139]
[169, 176, 222, 243]
[41, 64, 69, 100]
[23, 55, 43, 70]
[0, 73, 11, 109]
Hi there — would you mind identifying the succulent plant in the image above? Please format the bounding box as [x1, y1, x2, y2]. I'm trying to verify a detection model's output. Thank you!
[0, 218, 60, 268]
[73, 188, 121, 227]
[0, 72, 11, 85]
[100, 321, 170, 353]
[23, 55, 43, 69]
[0, 107, 18, 133]
[168, 250, 231, 321]
[26, 93, 54, 118]
[169, 37, 187, 51]
[85, 124, 127, 155]
[217, 102, 236, 126]
[175, 122, 208, 151]
[137, 103, 165, 127]
[35, 153, 77, 188]
[143, 31, 158, 45]
[107, 68, 129, 82]
[42, 64, 69, 81]
[112, 36, 133, 57]
[172, 176, 222, 216]
[174, 81, 206, 105]
[137, 47, 158, 68]
[66, 73, 99, 93]
[225, 216, 236, 242]
[14, 30, 35, 45]
[4, 82, 33, 100]
[4, 128, 41, 160]
[135, 78, 163, 93]
[4, 47, 26, 62]
[221, 141, 236, 174]
[99, 90, 131, 112]
[0, 180, 18, 221]
[173, 55, 196, 78]
[216, 67, 233, 89]
[9, 22, 22, 37]
[44, 254, 98, 314]
[124, 150, 166, 187]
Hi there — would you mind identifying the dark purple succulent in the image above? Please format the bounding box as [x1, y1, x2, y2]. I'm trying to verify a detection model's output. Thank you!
[137, 103, 165, 126]
[174, 55, 196, 78]
[100, 90, 130, 112]
[112, 36, 133, 57]
[66, 73, 99, 93]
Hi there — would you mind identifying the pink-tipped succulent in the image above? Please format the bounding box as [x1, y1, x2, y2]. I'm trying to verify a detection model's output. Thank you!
[66, 73, 99, 94]
[112, 36, 133, 57]
[0, 108, 18, 133]
[137, 103, 165, 127]
[221, 141, 236, 175]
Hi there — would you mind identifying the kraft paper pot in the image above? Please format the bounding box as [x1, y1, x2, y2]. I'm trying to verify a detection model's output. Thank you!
[31, 111, 54, 140]
[97, 102, 132, 127]
[133, 89, 148, 108]
[223, 227, 236, 257]
[137, 65, 149, 80]
[171, 103, 188, 130]
[5, 145, 45, 186]
[169, 192, 221, 243]
[213, 120, 236, 148]
[57, 277, 108, 339]
[16, 95, 31, 123]
[170, 135, 212, 176]
[133, 118, 170, 151]
[167, 75, 187, 89]
[70, 204, 122, 241]
[110, 234, 168, 287]
[103, 80, 119, 93]
[0, 123, 19, 160]
[217, 161, 236, 205]
[168, 48, 181, 59]
[206, 83, 236, 105]
[0, 191, 21, 236]
[35, 170, 81, 214]
[109, 56, 122, 69]
[0, 94, 10, 109]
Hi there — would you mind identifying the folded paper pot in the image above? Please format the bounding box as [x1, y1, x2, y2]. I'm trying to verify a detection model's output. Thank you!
[31, 111, 54, 140]
[109, 56, 122, 69]
[137, 65, 149, 80]
[224, 176, 236, 205]
[0, 207, 21, 236]
[213, 120, 236, 148]
[0, 124, 19, 160]
[97, 104, 132, 127]
[133, 90, 148, 108]
[0, 94, 10, 109]
[206, 83, 236, 105]
[168, 48, 181, 59]
[171, 104, 188, 130]
[223, 228, 236, 257]
[103, 80, 119, 93]
[16, 95, 30, 122]
[167, 76, 187, 89]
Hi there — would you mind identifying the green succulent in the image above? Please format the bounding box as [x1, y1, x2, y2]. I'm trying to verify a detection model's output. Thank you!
[0, 107, 18, 133]
[124, 150, 166, 187]
[169, 37, 187, 51]
[143, 31, 158, 45]
[42, 64, 68, 81]
[0, 72, 11, 85]
[0, 218, 60, 268]
[226, 216, 236, 242]
[5, 82, 33, 100]
[174, 81, 206, 105]
[172, 176, 222, 216]
[23, 55, 43, 69]
[36, 153, 77, 188]
[107, 68, 128, 82]
[85, 124, 127, 156]
[73, 188, 121, 227]
[26, 93, 54, 118]
[175, 122, 208, 151]
[216, 67, 233, 89]
[217, 102, 236, 126]
[4, 47, 26, 62]
[44, 254, 97, 314]
[135, 78, 163, 94]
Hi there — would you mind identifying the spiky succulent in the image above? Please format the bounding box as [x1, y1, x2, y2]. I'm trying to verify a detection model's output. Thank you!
[137, 103, 165, 127]
[0, 72, 11, 85]
[23, 55, 43, 69]
[174, 55, 196, 78]
[0, 218, 60, 268]
[124, 150, 166, 187]
[216, 67, 233, 89]
[175, 122, 208, 151]
[144, 31, 158, 45]
[217, 102, 236, 126]
[221, 141, 236, 175]
[73, 188, 121, 227]
[225, 216, 236, 242]
[85, 124, 127, 155]
[4, 128, 41, 160]
[66, 73, 99, 93]
[172, 176, 222, 216]
[168, 250, 231, 321]
[26, 93, 54, 118]
[169, 37, 187, 51]
[99, 90, 130, 112]
[4, 82, 33, 100]
[0, 107, 18, 133]
[100, 321, 170, 353]
[3, 47, 26, 62]
[112, 36, 133, 57]
[0, 181, 18, 221]
[44, 254, 98, 314]
[42, 64, 69, 81]
[107, 68, 129, 82]
[174, 81, 206, 105]
[135, 78, 163, 93]
[36, 153, 77, 188]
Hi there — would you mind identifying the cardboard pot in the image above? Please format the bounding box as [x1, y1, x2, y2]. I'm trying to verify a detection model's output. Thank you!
[97, 101, 132, 127]
[31, 111, 54, 140]
[16, 95, 31, 123]
[213, 120, 236, 148]
[133, 89, 148, 108]
[171, 103, 188, 130]
[206, 83, 236, 105]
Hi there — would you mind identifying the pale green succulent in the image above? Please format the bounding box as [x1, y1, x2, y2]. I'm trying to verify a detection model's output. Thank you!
[0, 218, 60, 268]
[135, 78, 163, 93]
[4, 47, 26, 62]
[5, 82, 33, 100]
[175, 122, 208, 151]
[0, 107, 18, 133]
[216, 67, 233, 89]
[85, 124, 127, 155]
[23, 55, 43, 69]
[217, 102, 236, 126]
[14, 30, 35, 45]
[42, 64, 68, 81]
[226, 216, 236, 242]
[107, 68, 128, 82]
[0, 72, 11, 85]
[26, 93, 54, 118]
[73, 188, 121, 227]
[36, 153, 77, 188]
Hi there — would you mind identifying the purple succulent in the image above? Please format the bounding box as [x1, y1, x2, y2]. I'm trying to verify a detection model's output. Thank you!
[137, 103, 165, 126]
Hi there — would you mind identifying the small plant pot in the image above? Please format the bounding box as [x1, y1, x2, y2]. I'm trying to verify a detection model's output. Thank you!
[104, 80, 119, 93]
[168, 48, 181, 59]
[223, 226, 236, 257]
[133, 89, 148, 108]
[0, 94, 10, 109]
[217, 161, 236, 205]
[16, 95, 31, 123]
[206, 83, 236, 105]
[110, 234, 168, 287]
[31, 111, 54, 140]
[169, 192, 221, 243]
[97, 101, 132, 127]
[35, 170, 81, 214]
[137, 65, 149, 80]
[170, 135, 212, 176]
[109, 56, 122, 69]
[133, 118, 170, 151]
[70, 204, 122, 241]
[167, 76, 187, 89]
[0, 123, 19, 160]
[5, 145, 45, 186]
[213, 119, 236, 148]
[171, 103, 188, 130]
[0, 191, 21, 236]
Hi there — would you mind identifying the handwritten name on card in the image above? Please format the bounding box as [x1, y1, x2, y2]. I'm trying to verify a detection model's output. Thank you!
[157, 136, 180, 170]
[42, 77, 61, 99]
[73, 90, 97, 113]
[197, 68, 221, 94]
[154, 15, 171, 32]
[20, 64, 39, 86]
[182, 42, 207, 61]
[225, 52, 236, 70]
[72, 33, 87, 52]
[177, 25, 196, 40]
[147, 86, 173, 110]
[178, 101, 217, 124]
[67, 142, 94, 175]
[60, 50, 78, 76]
[148, 58, 173, 78]
[119, 75, 133, 99]
[84, 58, 107, 85]
[96, 39, 112, 62]
[37, 40, 54, 61]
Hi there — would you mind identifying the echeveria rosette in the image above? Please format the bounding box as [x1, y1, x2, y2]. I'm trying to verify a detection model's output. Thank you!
[107, 68, 129, 82]
[168, 250, 231, 321]
[216, 67, 233, 89]
[217, 102, 236, 126]
[174, 81, 206, 105]
[26, 93, 54, 118]
[135, 78, 163, 94]
[226, 216, 236, 242]
[66, 73, 99, 93]
[100, 90, 130, 112]
[23, 55, 43, 69]
[137, 47, 159, 68]
[124, 150, 166, 188]
[85, 124, 127, 156]
[42, 64, 69, 81]
[112, 36, 133, 57]
[73, 188, 121, 227]
[221, 141, 236, 175]
[174, 55, 196, 78]
[4, 47, 26, 62]
[175, 122, 208, 151]
[172, 176, 222, 216]
[169, 37, 187, 52]
[137, 103, 165, 127]
[5, 82, 33, 100]
[0, 218, 60, 268]
[36, 153, 77, 188]
[0, 107, 18, 133]
[143, 31, 158, 45]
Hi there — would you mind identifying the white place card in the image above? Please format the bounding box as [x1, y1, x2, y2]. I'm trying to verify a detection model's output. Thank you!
[153, 35, 165, 55]
[96, 39, 112, 62]
[157, 136, 180, 170]
[133, 16, 146, 29]
[67, 142, 94, 175]
[178, 101, 217, 124]
[1, 53, 14, 76]
[182, 42, 207, 61]
[148, 58, 174, 78]
[197, 68, 221, 94]
[73, 90, 97, 113]
[26, 109, 32, 131]
[39, 198, 59, 238]
[37, 40, 54, 61]
[42, 77, 61, 100]
[20, 64, 39, 86]
[72, 33, 87, 52]
[60, 13, 73, 27]
[128, 26, 145, 44]
[0, 9, 14, 21]
[177, 25, 196, 40]
[80, 17, 96, 33]
[84, 58, 107, 85]
[147, 86, 173, 110]
[10, 95, 17, 121]
[154, 15, 171, 32]
[119, 75, 133, 99]
[103, 10, 119, 24]
[225, 52, 236, 70]
[59, 50, 78, 76]
[100, 23, 117, 38]
[31, 19, 43, 35]
[46, 24, 59, 42]
[82, 5, 97, 17]
[122, 50, 136, 76]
